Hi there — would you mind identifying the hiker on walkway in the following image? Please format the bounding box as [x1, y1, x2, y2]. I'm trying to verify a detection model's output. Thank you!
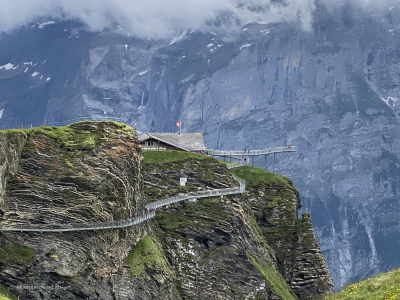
[244, 157, 247, 164]
[288, 144, 292, 151]
[248, 149, 250, 154]
[244, 148, 247, 153]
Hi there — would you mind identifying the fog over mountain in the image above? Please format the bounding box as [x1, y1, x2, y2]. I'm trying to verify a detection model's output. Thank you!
[2, 0, 399, 39]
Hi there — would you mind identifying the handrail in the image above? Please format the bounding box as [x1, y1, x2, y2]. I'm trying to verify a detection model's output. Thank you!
[0, 170, 246, 233]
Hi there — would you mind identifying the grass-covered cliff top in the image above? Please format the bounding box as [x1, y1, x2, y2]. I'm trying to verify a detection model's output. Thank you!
[0, 121, 135, 151]
[326, 267, 400, 300]
[231, 165, 294, 188]
[142, 150, 214, 165]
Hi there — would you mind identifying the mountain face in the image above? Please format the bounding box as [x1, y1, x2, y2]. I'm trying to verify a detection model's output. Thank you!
[1, 2, 400, 290]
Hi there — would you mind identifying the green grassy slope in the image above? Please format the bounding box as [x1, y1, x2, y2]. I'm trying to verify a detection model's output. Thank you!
[325, 268, 400, 300]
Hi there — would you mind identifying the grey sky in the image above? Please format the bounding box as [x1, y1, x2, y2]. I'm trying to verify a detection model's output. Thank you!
[0, 0, 398, 39]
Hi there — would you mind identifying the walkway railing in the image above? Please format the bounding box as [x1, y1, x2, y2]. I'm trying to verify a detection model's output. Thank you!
[0, 172, 246, 233]
[208, 146, 298, 157]
[226, 161, 246, 169]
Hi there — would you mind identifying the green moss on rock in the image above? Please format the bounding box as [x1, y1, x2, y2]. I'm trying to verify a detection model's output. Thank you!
[0, 243, 36, 266]
[0, 285, 16, 300]
[124, 236, 174, 277]
[0, 121, 135, 152]
[142, 150, 215, 165]
[155, 197, 226, 236]
[30, 125, 101, 151]
[247, 252, 298, 300]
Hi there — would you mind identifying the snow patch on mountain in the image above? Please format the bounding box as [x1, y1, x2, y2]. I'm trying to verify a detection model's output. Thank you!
[240, 43, 252, 50]
[381, 96, 398, 107]
[139, 70, 149, 76]
[38, 21, 55, 29]
[0, 63, 15, 70]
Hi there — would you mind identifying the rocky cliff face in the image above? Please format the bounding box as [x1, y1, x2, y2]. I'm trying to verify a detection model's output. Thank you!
[234, 167, 333, 299]
[0, 122, 178, 300]
[143, 154, 333, 300]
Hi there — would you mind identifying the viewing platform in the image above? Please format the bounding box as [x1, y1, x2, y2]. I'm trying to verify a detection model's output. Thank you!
[208, 146, 298, 157]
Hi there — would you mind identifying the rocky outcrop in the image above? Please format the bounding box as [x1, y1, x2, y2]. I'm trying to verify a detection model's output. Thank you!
[291, 213, 334, 300]
[0, 131, 28, 214]
[240, 169, 334, 299]
[144, 156, 333, 299]
[0, 122, 178, 300]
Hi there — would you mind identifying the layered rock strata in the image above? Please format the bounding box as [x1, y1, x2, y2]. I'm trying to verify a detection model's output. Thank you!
[144, 156, 334, 299]
[241, 172, 334, 300]
[0, 122, 178, 300]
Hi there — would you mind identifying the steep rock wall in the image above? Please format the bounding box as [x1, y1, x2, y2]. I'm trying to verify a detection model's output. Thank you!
[143, 154, 333, 299]
[0, 122, 179, 300]
[232, 167, 334, 300]
[0, 132, 28, 215]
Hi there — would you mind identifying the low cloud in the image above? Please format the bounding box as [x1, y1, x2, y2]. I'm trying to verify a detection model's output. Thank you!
[0, 0, 399, 39]
[0, 0, 316, 38]
[324, 0, 400, 11]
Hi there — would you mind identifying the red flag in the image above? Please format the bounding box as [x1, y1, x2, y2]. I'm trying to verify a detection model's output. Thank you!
[175, 121, 181, 127]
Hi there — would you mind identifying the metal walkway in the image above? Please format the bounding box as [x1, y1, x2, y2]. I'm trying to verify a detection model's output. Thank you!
[208, 146, 297, 157]
[210, 146, 297, 171]
[0, 175, 245, 233]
